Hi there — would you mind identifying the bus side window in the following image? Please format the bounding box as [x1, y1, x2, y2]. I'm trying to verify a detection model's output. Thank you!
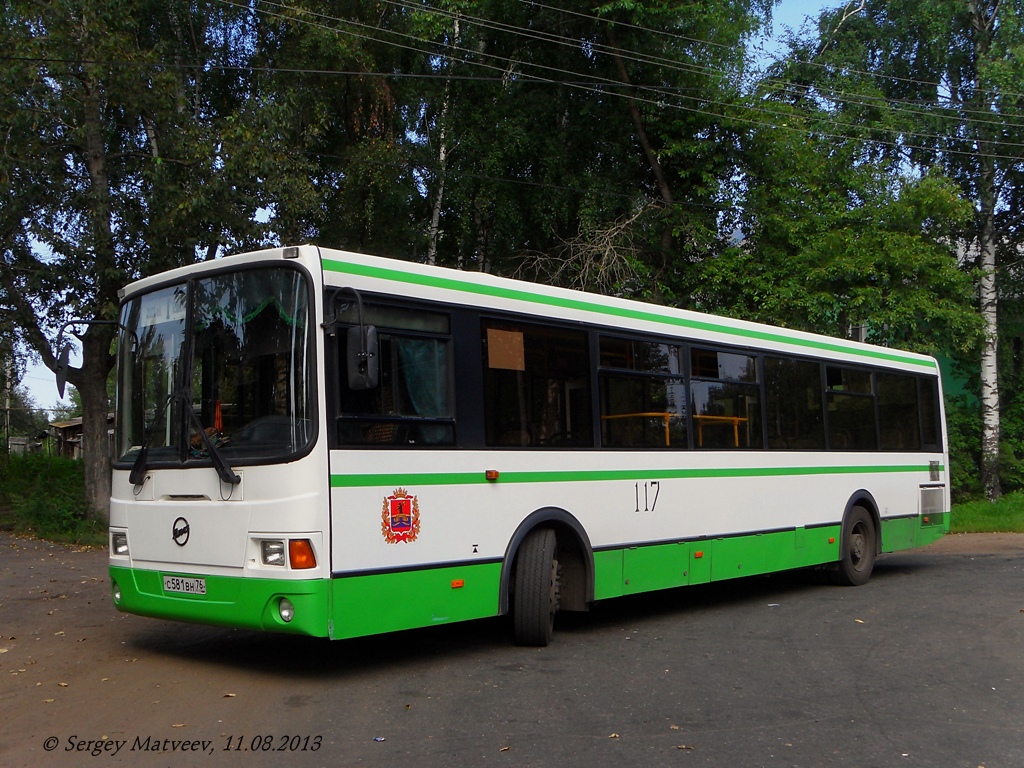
[336, 305, 455, 447]
[877, 372, 921, 451]
[690, 348, 762, 449]
[482, 321, 593, 448]
[598, 336, 687, 449]
[826, 366, 877, 451]
[764, 357, 825, 450]
[919, 377, 942, 452]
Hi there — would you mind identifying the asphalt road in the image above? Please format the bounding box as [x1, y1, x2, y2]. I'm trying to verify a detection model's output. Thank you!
[1, 532, 1021, 768]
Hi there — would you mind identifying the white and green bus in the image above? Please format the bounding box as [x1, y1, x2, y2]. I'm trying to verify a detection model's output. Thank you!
[108, 245, 949, 646]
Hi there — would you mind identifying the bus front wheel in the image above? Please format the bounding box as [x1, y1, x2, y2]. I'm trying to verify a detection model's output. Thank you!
[513, 528, 560, 646]
[831, 505, 877, 587]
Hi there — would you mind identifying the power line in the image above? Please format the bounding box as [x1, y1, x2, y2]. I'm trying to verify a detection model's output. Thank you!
[221, 0, 1024, 162]
[8, 2, 1024, 168]
[384, 0, 1024, 130]
[525, 0, 1024, 105]
[10, 0, 1024, 156]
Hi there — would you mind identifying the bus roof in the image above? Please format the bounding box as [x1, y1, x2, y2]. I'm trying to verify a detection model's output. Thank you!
[317, 247, 938, 373]
[120, 244, 938, 373]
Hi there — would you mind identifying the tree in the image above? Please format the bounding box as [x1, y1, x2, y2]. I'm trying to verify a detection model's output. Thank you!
[773, 1, 1024, 499]
[390, 1, 773, 288]
[0, 1, 316, 519]
[702, 64, 983, 357]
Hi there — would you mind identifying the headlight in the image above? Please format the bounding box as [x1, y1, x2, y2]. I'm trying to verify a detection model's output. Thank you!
[111, 532, 129, 556]
[279, 598, 295, 623]
[261, 540, 286, 566]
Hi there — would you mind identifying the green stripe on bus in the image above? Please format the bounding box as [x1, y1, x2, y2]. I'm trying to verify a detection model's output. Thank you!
[330, 561, 502, 640]
[322, 258, 936, 369]
[330, 463, 940, 488]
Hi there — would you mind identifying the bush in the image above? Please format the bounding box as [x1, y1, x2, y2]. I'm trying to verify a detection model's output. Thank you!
[945, 394, 982, 502]
[0, 454, 105, 545]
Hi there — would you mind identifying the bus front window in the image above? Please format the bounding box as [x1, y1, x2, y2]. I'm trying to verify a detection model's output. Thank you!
[116, 285, 188, 464]
[116, 267, 313, 467]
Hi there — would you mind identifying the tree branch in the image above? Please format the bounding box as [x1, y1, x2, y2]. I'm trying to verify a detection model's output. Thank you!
[817, 1, 866, 58]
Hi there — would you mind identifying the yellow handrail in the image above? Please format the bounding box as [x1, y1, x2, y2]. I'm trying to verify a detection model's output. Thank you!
[600, 412, 674, 446]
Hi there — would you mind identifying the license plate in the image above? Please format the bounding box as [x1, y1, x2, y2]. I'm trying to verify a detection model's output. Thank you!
[163, 575, 207, 595]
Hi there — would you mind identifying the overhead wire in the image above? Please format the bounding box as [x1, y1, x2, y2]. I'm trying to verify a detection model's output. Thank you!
[512, 0, 1024, 126]
[9, 0, 1024, 156]
[405, 0, 1024, 140]
[7, 0, 1023, 187]
[220, 0, 1024, 162]
[238, 0, 1024, 156]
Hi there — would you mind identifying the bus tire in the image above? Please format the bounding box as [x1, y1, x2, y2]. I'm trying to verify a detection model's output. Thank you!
[513, 528, 559, 646]
[831, 505, 877, 587]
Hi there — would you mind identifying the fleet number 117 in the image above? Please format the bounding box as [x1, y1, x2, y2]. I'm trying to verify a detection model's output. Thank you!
[635, 481, 661, 512]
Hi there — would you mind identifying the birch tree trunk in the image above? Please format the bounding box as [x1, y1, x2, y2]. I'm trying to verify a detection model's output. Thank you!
[425, 82, 451, 267]
[970, 1, 1001, 501]
[978, 199, 1000, 501]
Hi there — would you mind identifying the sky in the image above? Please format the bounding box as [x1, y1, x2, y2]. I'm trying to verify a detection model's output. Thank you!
[765, 0, 832, 46]
[17, 0, 836, 416]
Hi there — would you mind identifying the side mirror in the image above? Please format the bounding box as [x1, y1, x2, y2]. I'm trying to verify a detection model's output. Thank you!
[55, 344, 72, 398]
[346, 324, 379, 390]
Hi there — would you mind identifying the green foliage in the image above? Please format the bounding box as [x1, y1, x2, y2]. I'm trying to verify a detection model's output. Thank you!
[50, 384, 84, 422]
[946, 394, 982, 502]
[0, 455, 104, 545]
[5, 384, 50, 438]
[700, 166, 982, 357]
[995, 365, 1024, 496]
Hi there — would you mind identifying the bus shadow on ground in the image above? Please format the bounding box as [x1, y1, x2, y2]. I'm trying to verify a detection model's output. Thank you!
[127, 554, 942, 678]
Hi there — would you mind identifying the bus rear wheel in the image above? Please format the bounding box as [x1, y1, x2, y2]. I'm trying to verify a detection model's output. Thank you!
[513, 528, 560, 646]
[831, 505, 877, 586]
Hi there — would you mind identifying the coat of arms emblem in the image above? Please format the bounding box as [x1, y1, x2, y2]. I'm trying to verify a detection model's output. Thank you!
[381, 488, 421, 543]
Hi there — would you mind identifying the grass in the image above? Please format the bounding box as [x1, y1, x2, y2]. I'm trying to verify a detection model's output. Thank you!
[0, 454, 107, 547]
[950, 491, 1024, 534]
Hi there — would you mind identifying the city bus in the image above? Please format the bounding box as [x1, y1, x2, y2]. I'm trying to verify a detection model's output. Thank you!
[108, 245, 949, 646]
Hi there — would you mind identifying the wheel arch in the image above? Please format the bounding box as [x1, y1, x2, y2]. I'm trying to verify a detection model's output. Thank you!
[842, 490, 881, 555]
[499, 507, 595, 615]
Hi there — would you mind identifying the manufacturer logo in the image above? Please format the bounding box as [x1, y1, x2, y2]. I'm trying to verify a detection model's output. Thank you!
[172, 517, 190, 547]
[381, 488, 420, 544]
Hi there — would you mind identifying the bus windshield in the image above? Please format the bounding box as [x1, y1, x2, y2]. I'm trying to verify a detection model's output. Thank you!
[115, 266, 313, 466]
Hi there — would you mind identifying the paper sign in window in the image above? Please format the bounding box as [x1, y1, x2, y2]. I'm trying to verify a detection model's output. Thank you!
[487, 328, 525, 371]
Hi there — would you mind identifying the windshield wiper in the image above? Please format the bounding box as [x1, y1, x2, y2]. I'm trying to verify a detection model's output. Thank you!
[182, 391, 240, 485]
[129, 390, 240, 486]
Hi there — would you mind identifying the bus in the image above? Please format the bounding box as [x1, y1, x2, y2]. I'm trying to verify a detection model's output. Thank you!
[108, 245, 949, 646]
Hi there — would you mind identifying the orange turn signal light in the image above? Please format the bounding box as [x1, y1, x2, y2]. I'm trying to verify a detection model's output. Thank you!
[451, 579, 465, 589]
[485, 469, 500, 482]
[289, 539, 317, 569]
[694, 551, 704, 559]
